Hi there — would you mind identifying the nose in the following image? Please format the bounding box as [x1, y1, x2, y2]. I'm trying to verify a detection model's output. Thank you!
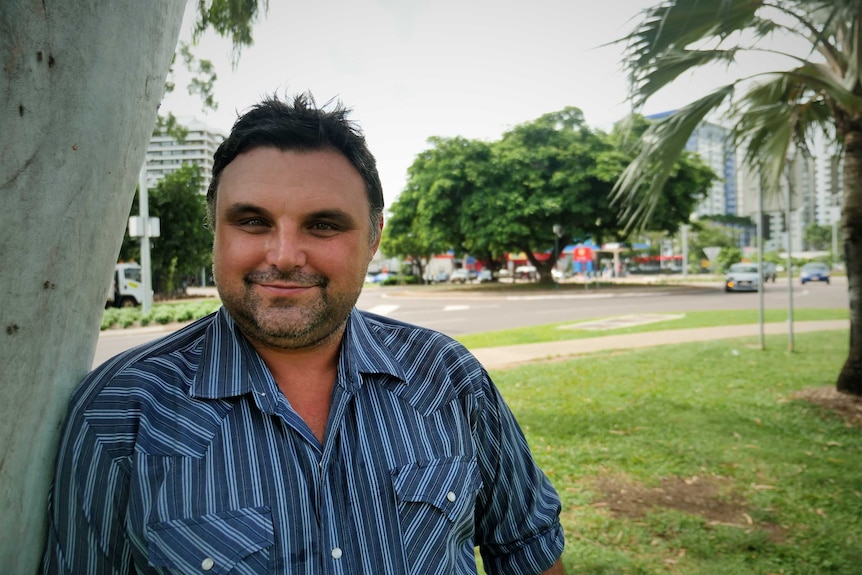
[264, 225, 307, 270]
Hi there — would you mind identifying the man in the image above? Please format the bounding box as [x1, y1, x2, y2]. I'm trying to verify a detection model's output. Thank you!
[41, 94, 565, 574]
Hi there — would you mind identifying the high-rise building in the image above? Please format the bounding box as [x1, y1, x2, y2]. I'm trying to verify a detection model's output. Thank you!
[687, 121, 737, 218]
[143, 117, 225, 193]
[647, 112, 737, 218]
[815, 137, 843, 228]
[736, 150, 816, 253]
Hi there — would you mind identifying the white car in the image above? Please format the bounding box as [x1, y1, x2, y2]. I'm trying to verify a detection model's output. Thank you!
[724, 263, 760, 292]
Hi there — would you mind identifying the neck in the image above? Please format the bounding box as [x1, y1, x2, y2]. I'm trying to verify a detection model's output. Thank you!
[247, 328, 345, 444]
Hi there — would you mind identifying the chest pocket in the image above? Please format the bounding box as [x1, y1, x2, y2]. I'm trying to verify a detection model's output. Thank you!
[392, 457, 482, 521]
[391, 457, 483, 574]
[147, 506, 274, 575]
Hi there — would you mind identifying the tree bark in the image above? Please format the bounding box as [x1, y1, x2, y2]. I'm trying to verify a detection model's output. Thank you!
[0, 1, 185, 571]
[838, 128, 862, 395]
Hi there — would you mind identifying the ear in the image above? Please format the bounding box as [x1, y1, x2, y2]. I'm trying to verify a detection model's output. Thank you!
[369, 214, 384, 262]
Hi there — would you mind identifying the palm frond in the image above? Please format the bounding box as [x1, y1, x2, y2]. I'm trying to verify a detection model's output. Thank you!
[612, 85, 735, 230]
[735, 101, 794, 194]
[633, 48, 741, 105]
[621, 0, 761, 109]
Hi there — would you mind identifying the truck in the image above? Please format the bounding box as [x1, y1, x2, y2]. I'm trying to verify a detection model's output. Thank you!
[106, 262, 146, 308]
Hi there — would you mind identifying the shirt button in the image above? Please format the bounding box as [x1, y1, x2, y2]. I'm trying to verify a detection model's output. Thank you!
[331, 547, 343, 559]
[447, 491, 457, 502]
[201, 557, 215, 570]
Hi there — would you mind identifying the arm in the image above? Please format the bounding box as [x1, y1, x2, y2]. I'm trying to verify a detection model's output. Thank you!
[473, 370, 566, 575]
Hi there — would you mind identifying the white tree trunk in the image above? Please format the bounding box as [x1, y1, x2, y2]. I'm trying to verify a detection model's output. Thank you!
[0, 1, 186, 571]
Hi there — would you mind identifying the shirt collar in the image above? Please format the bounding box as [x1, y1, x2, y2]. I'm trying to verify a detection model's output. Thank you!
[190, 307, 407, 399]
[338, 309, 407, 392]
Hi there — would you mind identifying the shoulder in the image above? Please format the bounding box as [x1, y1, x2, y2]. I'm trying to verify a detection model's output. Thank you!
[349, 310, 488, 408]
[64, 312, 222, 456]
[356, 310, 480, 370]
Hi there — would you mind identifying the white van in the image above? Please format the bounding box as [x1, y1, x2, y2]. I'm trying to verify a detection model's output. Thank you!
[106, 263, 146, 307]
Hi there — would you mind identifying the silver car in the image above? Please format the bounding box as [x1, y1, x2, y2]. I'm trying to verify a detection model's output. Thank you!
[725, 263, 760, 292]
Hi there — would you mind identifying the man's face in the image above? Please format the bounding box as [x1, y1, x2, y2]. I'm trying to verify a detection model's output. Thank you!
[212, 147, 381, 351]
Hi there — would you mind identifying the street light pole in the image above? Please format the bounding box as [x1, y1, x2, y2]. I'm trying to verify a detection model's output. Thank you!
[138, 166, 153, 315]
[552, 224, 564, 288]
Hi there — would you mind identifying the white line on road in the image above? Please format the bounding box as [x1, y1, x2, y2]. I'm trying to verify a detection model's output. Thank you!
[364, 304, 400, 316]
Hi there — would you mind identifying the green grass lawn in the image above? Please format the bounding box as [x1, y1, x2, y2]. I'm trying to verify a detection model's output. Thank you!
[457, 308, 849, 349]
[488, 329, 861, 574]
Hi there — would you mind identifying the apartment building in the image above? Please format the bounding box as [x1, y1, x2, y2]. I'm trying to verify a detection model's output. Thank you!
[143, 117, 225, 193]
[647, 112, 738, 218]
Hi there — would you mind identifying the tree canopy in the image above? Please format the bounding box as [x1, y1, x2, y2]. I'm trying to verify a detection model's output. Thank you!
[121, 165, 212, 294]
[383, 108, 715, 282]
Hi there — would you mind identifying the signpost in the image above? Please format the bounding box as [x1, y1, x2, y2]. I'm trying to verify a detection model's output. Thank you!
[703, 246, 722, 273]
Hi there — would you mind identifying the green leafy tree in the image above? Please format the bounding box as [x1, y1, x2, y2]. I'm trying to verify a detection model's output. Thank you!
[716, 246, 742, 272]
[600, 115, 716, 236]
[478, 107, 619, 283]
[387, 109, 713, 283]
[612, 0, 862, 395]
[380, 183, 439, 279]
[384, 136, 509, 273]
[121, 166, 212, 294]
[688, 220, 737, 270]
[804, 223, 832, 251]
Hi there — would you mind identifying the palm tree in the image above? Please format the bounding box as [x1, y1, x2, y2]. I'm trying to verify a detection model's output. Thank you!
[612, 0, 862, 396]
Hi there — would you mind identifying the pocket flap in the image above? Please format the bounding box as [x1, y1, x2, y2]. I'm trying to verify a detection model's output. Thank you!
[148, 506, 274, 574]
[391, 457, 482, 522]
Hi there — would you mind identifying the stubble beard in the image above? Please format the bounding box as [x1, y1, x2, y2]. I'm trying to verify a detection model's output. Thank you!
[220, 269, 361, 351]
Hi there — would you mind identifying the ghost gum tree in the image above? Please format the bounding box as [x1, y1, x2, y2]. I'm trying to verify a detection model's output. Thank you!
[0, 2, 263, 571]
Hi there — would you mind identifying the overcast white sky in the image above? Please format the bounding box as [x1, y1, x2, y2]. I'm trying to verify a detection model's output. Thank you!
[162, 0, 729, 207]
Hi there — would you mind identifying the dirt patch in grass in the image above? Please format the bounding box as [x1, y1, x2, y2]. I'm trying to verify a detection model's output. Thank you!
[591, 473, 785, 541]
[791, 386, 862, 428]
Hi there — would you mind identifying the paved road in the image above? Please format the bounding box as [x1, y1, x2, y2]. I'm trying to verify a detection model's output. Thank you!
[364, 276, 844, 336]
[94, 276, 847, 368]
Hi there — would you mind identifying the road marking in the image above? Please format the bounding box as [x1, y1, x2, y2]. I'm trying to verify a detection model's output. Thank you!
[365, 304, 400, 316]
[444, 305, 470, 312]
[559, 313, 686, 331]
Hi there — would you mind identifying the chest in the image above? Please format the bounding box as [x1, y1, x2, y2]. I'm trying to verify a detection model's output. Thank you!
[126, 388, 482, 574]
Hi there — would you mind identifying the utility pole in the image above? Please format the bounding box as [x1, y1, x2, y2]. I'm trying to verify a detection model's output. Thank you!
[681, 224, 689, 279]
[138, 167, 153, 315]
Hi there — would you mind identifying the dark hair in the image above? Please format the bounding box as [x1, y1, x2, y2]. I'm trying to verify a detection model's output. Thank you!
[207, 93, 384, 241]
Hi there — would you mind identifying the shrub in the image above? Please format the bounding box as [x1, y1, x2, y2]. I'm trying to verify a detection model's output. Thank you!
[381, 274, 418, 286]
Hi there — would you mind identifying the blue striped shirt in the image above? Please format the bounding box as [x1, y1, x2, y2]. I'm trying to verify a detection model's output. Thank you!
[41, 307, 564, 574]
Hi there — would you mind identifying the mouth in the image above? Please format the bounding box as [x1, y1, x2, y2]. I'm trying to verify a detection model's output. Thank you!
[245, 270, 327, 297]
[256, 282, 318, 296]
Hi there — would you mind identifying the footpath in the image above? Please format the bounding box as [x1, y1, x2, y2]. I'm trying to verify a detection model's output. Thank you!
[472, 319, 849, 370]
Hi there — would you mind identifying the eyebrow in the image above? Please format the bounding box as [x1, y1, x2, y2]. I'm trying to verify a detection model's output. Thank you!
[223, 203, 269, 219]
[222, 204, 359, 227]
[306, 209, 355, 223]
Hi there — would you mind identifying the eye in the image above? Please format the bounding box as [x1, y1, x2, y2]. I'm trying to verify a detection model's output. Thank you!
[235, 217, 271, 231]
[309, 221, 340, 236]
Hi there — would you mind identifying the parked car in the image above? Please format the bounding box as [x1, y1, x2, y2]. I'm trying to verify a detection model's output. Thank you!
[800, 262, 831, 285]
[476, 269, 494, 283]
[514, 265, 538, 280]
[724, 263, 760, 292]
[449, 269, 473, 283]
